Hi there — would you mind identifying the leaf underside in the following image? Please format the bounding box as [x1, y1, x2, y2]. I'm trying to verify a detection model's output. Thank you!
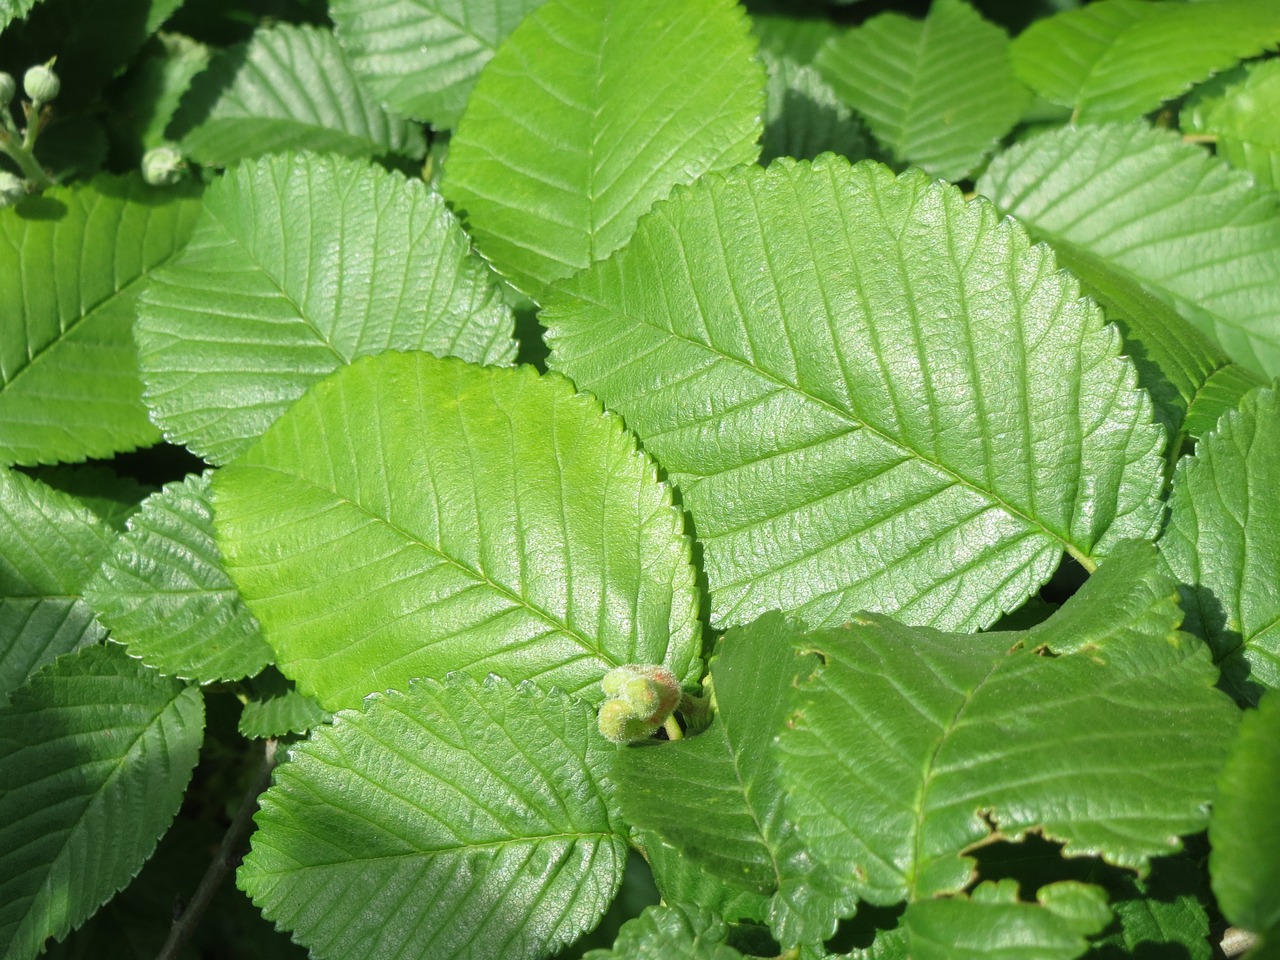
[239, 677, 627, 960]
[213, 352, 700, 711]
[545, 156, 1164, 633]
[136, 151, 515, 463]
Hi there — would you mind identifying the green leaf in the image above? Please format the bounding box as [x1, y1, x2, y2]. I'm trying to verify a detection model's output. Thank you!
[0, 175, 201, 466]
[903, 880, 1110, 960]
[239, 676, 627, 960]
[759, 52, 873, 167]
[1046, 241, 1264, 452]
[440, 0, 764, 299]
[1010, 0, 1280, 122]
[329, 0, 546, 129]
[0, 643, 204, 960]
[616, 615, 851, 946]
[0, 0, 40, 30]
[238, 667, 330, 739]
[1086, 856, 1211, 960]
[1159, 386, 1280, 705]
[0, 469, 116, 700]
[751, 7, 841, 66]
[1185, 58, 1280, 192]
[545, 157, 1165, 633]
[22, 465, 153, 531]
[136, 151, 515, 463]
[1211, 689, 1280, 949]
[106, 32, 212, 160]
[84, 471, 272, 684]
[775, 541, 1238, 907]
[582, 903, 743, 960]
[977, 122, 1280, 379]
[814, 0, 1029, 181]
[1181, 364, 1263, 449]
[169, 23, 426, 166]
[213, 352, 700, 711]
[642, 835, 770, 928]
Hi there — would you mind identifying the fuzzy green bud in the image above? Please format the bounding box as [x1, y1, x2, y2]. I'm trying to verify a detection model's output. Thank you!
[141, 145, 186, 186]
[0, 171, 26, 207]
[23, 63, 60, 104]
[598, 664, 681, 743]
[0, 72, 15, 106]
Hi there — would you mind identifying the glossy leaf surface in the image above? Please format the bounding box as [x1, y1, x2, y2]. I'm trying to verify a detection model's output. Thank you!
[546, 157, 1164, 632]
[214, 352, 700, 710]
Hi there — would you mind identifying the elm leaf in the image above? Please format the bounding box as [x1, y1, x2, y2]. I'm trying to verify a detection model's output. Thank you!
[170, 23, 425, 165]
[0, 644, 204, 960]
[1184, 58, 1280, 192]
[329, 0, 546, 129]
[1160, 386, 1280, 705]
[0, 175, 200, 466]
[238, 676, 626, 960]
[84, 471, 271, 684]
[137, 152, 515, 464]
[440, 0, 764, 299]
[1010, 0, 1280, 122]
[1210, 689, 1280, 949]
[775, 541, 1238, 907]
[0, 469, 116, 700]
[759, 52, 873, 167]
[978, 122, 1280, 378]
[581, 903, 743, 960]
[814, 0, 1029, 181]
[545, 157, 1165, 633]
[213, 352, 700, 711]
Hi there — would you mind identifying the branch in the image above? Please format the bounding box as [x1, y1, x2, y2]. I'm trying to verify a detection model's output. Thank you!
[156, 739, 279, 960]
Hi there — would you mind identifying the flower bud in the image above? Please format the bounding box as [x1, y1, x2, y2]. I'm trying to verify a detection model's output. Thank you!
[23, 63, 60, 104]
[597, 699, 657, 744]
[0, 171, 26, 207]
[0, 72, 15, 106]
[597, 664, 681, 743]
[141, 145, 186, 186]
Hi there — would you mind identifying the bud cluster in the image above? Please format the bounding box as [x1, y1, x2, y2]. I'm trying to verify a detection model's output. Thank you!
[597, 664, 682, 744]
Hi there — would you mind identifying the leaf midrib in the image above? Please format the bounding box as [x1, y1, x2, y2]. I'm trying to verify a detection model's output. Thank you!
[261, 829, 620, 871]
[243, 463, 614, 664]
[555, 291, 1082, 560]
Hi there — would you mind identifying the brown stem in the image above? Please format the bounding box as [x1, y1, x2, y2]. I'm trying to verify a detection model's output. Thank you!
[156, 739, 279, 960]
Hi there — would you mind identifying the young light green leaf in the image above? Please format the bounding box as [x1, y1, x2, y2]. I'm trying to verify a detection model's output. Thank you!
[775, 541, 1238, 908]
[0, 175, 200, 466]
[214, 352, 700, 711]
[760, 52, 873, 167]
[751, 7, 841, 66]
[440, 0, 764, 299]
[84, 471, 271, 684]
[814, 0, 1029, 181]
[239, 676, 626, 960]
[545, 157, 1165, 633]
[616, 615, 851, 946]
[0, 0, 41, 30]
[0, 469, 116, 700]
[136, 152, 515, 463]
[977, 122, 1280, 379]
[903, 881, 1110, 960]
[169, 23, 425, 165]
[1160, 386, 1280, 705]
[1211, 689, 1280, 950]
[238, 668, 330, 740]
[1185, 58, 1280, 192]
[0, 643, 204, 960]
[330, 0, 546, 129]
[1010, 0, 1280, 123]
[581, 903, 743, 960]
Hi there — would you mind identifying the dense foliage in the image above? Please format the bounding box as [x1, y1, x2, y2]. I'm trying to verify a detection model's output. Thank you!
[1, 0, 1278, 958]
